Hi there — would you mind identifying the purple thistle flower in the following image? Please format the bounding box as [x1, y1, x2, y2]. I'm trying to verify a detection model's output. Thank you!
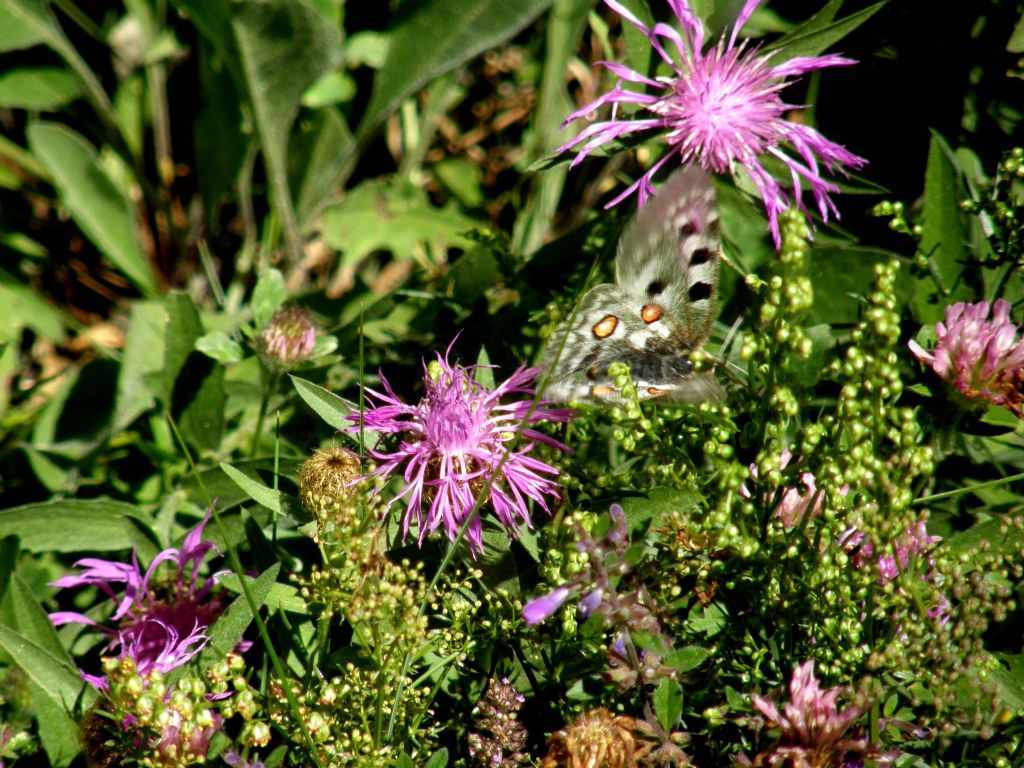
[908, 298, 1024, 417]
[50, 509, 228, 685]
[349, 344, 575, 555]
[559, 0, 866, 245]
[749, 661, 888, 768]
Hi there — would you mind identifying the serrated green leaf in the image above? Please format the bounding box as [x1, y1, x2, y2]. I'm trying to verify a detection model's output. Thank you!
[320, 180, 478, 267]
[26, 122, 157, 294]
[652, 677, 684, 732]
[195, 330, 245, 364]
[358, 0, 554, 149]
[0, 66, 80, 109]
[0, 499, 152, 553]
[617, 487, 703, 531]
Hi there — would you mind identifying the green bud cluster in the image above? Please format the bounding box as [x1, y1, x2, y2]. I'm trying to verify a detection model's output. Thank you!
[85, 652, 262, 767]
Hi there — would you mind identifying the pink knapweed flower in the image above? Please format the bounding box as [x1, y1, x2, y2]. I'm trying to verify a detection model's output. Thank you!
[50, 510, 227, 686]
[749, 661, 884, 768]
[908, 298, 1024, 417]
[349, 345, 574, 555]
[560, 0, 866, 245]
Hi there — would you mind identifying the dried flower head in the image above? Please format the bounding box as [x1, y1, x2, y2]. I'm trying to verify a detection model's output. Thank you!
[560, 0, 866, 245]
[541, 708, 649, 768]
[258, 305, 318, 366]
[468, 678, 529, 768]
[299, 447, 361, 510]
[348, 343, 575, 555]
[908, 298, 1024, 417]
[748, 661, 887, 768]
[50, 510, 228, 687]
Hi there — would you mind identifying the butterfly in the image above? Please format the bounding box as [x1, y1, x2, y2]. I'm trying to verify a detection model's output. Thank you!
[542, 165, 723, 404]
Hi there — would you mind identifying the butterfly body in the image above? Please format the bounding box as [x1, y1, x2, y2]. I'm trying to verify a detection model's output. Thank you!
[542, 165, 722, 404]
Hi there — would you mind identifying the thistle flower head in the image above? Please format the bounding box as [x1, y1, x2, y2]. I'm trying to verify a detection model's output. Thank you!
[560, 0, 866, 245]
[258, 305, 318, 367]
[908, 298, 1024, 417]
[50, 510, 228, 685]
[349, 343, 575, 555]
[750, 661, 881, 768]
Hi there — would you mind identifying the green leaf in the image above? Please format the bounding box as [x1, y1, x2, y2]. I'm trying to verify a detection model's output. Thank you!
[163, 292, 204, 404]
[0, 66, 81, 109]
[947, 517, 1024, 560]
[289, 374, 357, 433]
[230, 0, 341, 263]
[807, 245, 912, 326]
[219, 573, 307, 614]
[320, 179, 478, 267]
[193, 563, 279, 670]
[220, 462, 297, 518]
[0, 271, 70, 343]
[0, 573, 95, 714]
[652, 677, 684, 732]
[251, 268, 287, 328]
[1008, 13, 1024, 53]
[913, 132, 972, 324]
[423, 748, 449, 768]
[175, 356, 225, 452]
[765, 2, 884, 60]
[0, 1, 49, 52]
[617, 487, 704, 532]
[289, 107, 355, 231]
[196, 331, 245, 364]
[0, 499, 152, 553]
[992, 653, 1024, 710]
[358, 0, 554, 148]
[26, 122, 157, 294]
[113, 300, 164, 431]
[664, 645, 711, 674]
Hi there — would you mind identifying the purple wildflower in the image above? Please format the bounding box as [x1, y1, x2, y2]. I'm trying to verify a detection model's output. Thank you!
[50, 509, 227, 685]
[908, 298, 1024, 417]
[748, 661, 886, 768]
[349, 344, 575, 555]
[560, 0, 866, 245]
[741, 451, 847, 529]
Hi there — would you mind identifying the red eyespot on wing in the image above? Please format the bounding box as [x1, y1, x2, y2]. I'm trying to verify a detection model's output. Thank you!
[591, 385, 617, 397]
[646, 386, 671, 397]
[641, 304, 663, 324]
[592, 315, 619, 339]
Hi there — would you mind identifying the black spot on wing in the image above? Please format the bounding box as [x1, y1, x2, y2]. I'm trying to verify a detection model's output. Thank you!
[690, 247, 712, 265]
[646, 279, 666, 296]
[679, 221, 697, 237]
[688, 282, 712, 303]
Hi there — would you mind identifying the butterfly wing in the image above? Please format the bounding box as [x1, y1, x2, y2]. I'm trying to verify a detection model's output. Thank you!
[541, 165, 723, 404]
[543, 284, 719, 402]
[615, 164, 721, 349]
